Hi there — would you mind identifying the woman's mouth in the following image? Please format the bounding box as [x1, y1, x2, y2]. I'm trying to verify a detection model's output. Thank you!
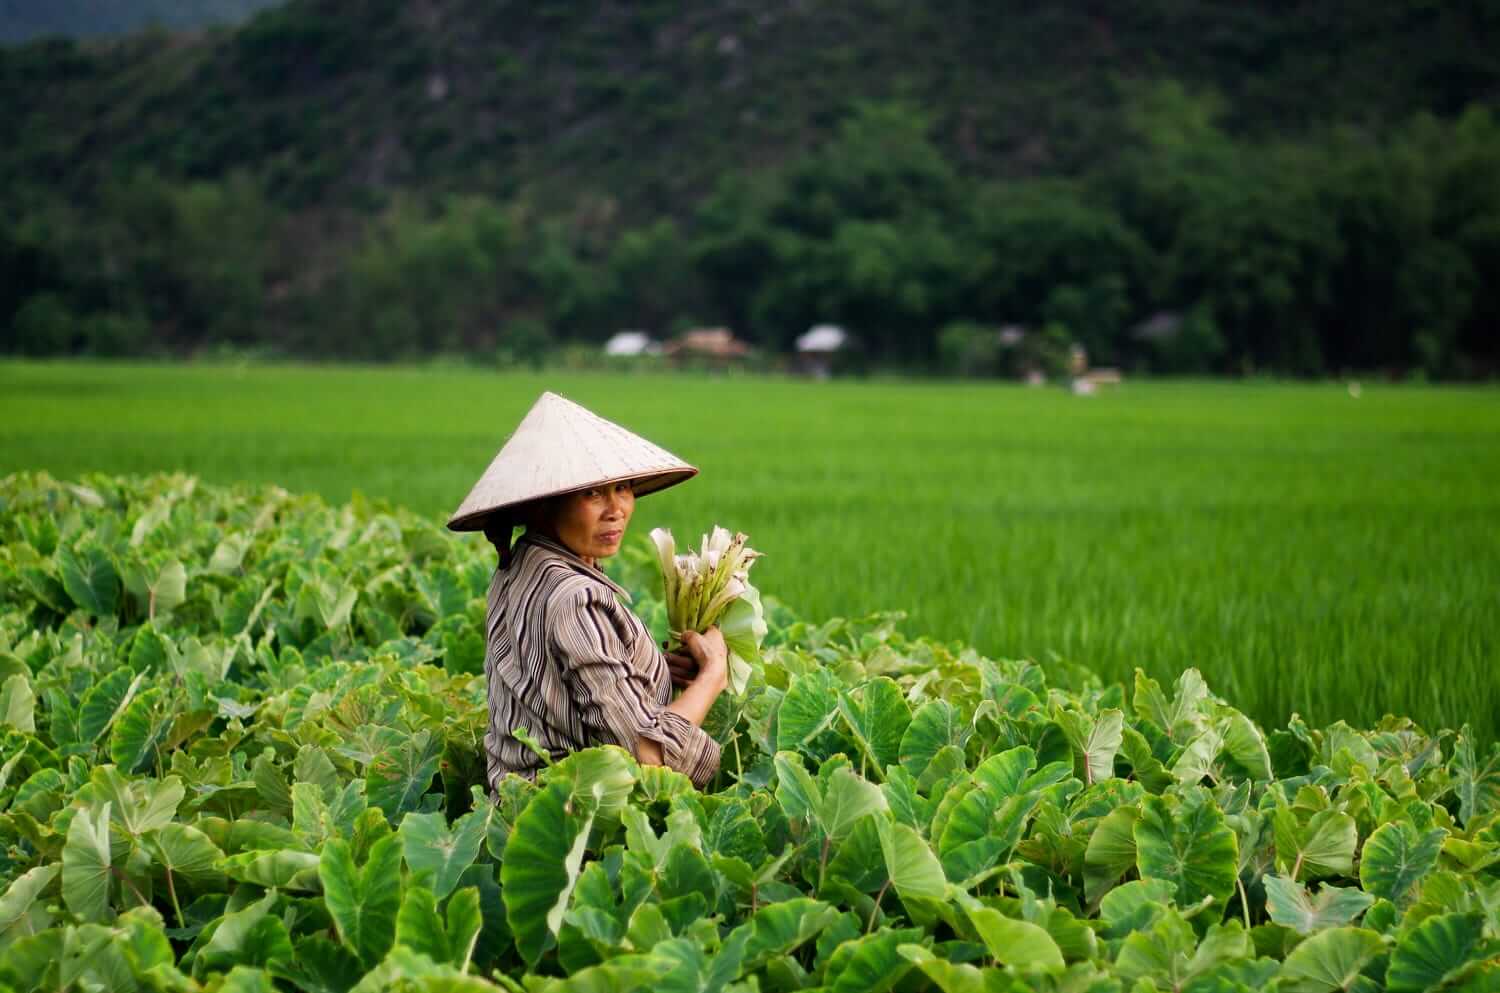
[599, 530, 622, 542]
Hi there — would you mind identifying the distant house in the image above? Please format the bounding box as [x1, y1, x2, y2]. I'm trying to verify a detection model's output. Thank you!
[603, 330, 659, 357]
[794, 323, 852, 378]
[664, 327, 753, 369]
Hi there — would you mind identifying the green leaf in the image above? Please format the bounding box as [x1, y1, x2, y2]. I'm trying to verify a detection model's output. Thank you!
[777, 669, 844, 759]
[966, 906, 1064, 971]
[1279, 927, 1385, 993]
[1263, 875, 1375, 935]
[396, 884, 451, 964]
[1451, 727, 1500, 828]
[78, 668, 143, 745]
[549, 745, 638, 820]
[1134, 668, 1210, 743]
[366, 728, 442, 823]
[1084, 805, 1140, 904]
[0, 674, 35, 733]
[399, 809, 487, 900]
[221, 849, 323, 890]
[57, 542, 121, 617]
[62, 801, 113, 923]
[318, 833, 402, 969]
[1385, 911, 1486, 993]
[1055, 708, 1123, 786]
[900, 700, 969, 781]
[823, 926, 923, 993]
[109, 686, 172, 774]
[819, 765, 888, 842]
[502, 778, 597, 968]
[1359, 820, 1446, 908]
[837, 677, 911, 775]
[897, 945, 1011, 993]
[197, 888, 291, 976]
[1274, 806, 1359, 881]
[875, 816, 948, 902]
[1219, 710, 1273, 780]
[729, 897, 840, 974]
[1134, 789, 1238, 909]
[148, 823, 226, 886]
[268, 935, 363, 993]
[1098, 878, 1176, 939]
[0, 865, 60, 943]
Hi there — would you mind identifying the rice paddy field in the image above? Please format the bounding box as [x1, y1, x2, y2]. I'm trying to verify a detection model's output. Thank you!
[2, 358, 1497, 742]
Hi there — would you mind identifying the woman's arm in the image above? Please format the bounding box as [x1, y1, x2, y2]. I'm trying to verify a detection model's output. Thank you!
[636, 628, 728, 768]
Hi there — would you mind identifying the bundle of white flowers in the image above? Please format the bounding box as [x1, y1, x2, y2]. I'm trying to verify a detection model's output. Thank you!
[649, 526, 766, 695]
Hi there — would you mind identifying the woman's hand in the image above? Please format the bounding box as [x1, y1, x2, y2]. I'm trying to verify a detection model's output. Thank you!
[678, 627, 729, 693]
[663, 648, 699, 689]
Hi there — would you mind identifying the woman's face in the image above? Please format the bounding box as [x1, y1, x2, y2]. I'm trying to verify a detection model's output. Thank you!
[549, 480, 636, 563]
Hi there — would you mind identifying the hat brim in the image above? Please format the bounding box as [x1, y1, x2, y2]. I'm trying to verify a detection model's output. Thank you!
[445, 465, 697, 532]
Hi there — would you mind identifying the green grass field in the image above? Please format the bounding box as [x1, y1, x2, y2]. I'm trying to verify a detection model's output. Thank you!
[3, 358, 1497, 741]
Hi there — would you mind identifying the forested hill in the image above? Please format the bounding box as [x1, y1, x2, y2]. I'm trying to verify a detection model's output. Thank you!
[3, 0, 1500, 376]
[3, 0, 1497, 213]
[0, 0, 282, 43]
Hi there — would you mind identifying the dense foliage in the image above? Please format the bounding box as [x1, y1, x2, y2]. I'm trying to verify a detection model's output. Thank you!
[2, 0, 1499, 376]
[1, 471, 1498, 991]
[0, 0, 280, 43]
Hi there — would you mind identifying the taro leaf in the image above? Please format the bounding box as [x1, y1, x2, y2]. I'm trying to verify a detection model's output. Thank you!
[78, 668, 143, 744]
[0, 864, 60, 942]
[128, 623, 171, 673]
[318, 833, 401, 969]
[395, 884, 451, 965]
[773, 750, 821, 825]
[1134, 790, 1238, 909]
[148, 823, 226, 887]
[897, 944, 1009, 993]
[1278, 927, 1386, 993]
[293, 780, 366, 850]
[1113, 909, 1204, 985]
[1133, 668, 1210, 743]
[837, 677, 911, 776]
[549, 745, 638, 820]
[966, 906, 1064, 971]
[874, 816, 948, 902]
[220, 850, 323, 890]
[196, 888, 292, 977]
[1385, 911, 1486, 993]
[138, 560, 188, 618]
[777, 669, 845, 760]
[1172, 724, 1225, 786]
[502, 778, 597, 968]
[941, 790, 1038, 884]
[1097, 878, 1177, 939]
[81, 766, 184, 838]
[1054, 708, 1123, 786]
[1219, 710, 1273, 781]
[819, 765, 888, 842]
[1274, 807, 1359, 882]
[730, 897, 840, 975]
[528, 953, 675, 993]
[268, 935, 364, 993]
[1359, 820, 1447, 908]
[399, 809, 487, 900]
[110, 686, 172, 774]
[57, 542, 121, 617]
[1452, 727, 1500, 827]
[62, 801, 113, 922]
[1083, 805, 1140, 904]
[0, 674, 35, 733]
[881, 767, 932, 831]
[366, 728, 442, 823]
[445, 887, 484, 973]
[822, 926, 923, 993]
[1263, 875, 1375, 934]
[899, 700, 969, 782]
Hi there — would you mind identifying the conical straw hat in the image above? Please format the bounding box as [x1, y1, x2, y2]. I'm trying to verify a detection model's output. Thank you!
[446, 391, 697, 532]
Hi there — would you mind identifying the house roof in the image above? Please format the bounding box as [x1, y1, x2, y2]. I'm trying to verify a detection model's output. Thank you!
[796, 324, 849, 353]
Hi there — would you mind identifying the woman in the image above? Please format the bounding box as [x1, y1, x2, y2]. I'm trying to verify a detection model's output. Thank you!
[446, 391, 728, 797]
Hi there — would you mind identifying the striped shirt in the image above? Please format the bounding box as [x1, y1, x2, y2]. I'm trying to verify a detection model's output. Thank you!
[482, 530, 721, 795]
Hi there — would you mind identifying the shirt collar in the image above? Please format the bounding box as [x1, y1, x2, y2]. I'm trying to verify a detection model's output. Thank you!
[516, 531, 633, 603]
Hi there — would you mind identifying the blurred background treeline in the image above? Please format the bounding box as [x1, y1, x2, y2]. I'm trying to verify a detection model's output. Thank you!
[2, 0, 1498, 378]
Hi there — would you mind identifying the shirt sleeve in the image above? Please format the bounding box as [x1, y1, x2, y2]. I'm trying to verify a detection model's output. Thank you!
[548, 585, 721, 788]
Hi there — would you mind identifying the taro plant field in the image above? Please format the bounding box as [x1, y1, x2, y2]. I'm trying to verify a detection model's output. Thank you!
[0, 361, 1499, 991]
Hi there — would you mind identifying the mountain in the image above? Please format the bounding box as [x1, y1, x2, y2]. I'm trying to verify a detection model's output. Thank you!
[0, 0, 284, 43]
[2, 0, 1496, 218]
